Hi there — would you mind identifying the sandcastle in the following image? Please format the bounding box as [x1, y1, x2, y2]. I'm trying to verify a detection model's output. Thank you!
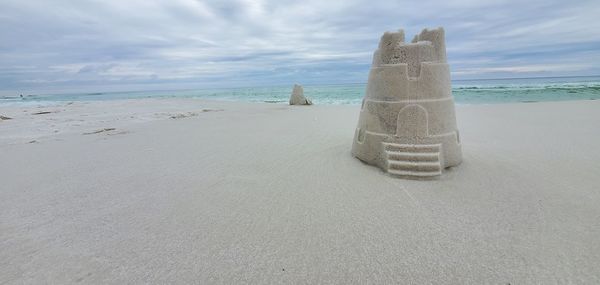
[352, 27, 462, 179]
[289, 84, 312, 105]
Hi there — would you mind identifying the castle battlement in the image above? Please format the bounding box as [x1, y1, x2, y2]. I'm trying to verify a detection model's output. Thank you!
[372, 27, 447, 77]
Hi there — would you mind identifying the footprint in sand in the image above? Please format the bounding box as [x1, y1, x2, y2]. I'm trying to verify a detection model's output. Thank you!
[83, 128, 130, 136]
[168, 109, 224, 119]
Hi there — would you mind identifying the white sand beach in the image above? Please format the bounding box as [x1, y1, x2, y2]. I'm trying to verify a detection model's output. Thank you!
[1, 99, 599, 283]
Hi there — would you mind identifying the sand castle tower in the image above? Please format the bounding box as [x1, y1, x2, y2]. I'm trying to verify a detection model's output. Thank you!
[289, 84, 312, 105]
[352, 27, 462, 178]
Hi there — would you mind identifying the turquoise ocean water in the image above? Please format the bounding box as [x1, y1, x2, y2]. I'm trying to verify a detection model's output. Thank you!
[2, 76, 599, 106]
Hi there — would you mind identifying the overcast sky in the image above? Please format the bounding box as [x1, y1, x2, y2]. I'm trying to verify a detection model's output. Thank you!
[1, 0, 600, 94]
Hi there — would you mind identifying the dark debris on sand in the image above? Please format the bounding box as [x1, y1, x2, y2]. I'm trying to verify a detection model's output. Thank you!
[83, 128, 116, 135]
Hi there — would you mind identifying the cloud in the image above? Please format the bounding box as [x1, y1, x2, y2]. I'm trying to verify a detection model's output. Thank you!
[1, 0, 599, 94]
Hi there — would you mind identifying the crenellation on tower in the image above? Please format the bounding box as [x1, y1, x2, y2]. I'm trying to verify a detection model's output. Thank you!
[378, 30, 405, 49]
[372, 27, 447, 77]
[412, 27, 447, 63]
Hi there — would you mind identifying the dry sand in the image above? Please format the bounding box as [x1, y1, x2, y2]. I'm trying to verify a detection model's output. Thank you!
[1, 98, 599, 283]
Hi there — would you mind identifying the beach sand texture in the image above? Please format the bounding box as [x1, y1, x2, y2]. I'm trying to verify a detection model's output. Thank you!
[1, 99, 599, 283]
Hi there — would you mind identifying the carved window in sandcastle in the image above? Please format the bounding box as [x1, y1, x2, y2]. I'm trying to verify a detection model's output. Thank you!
[357, 128, 365, 143]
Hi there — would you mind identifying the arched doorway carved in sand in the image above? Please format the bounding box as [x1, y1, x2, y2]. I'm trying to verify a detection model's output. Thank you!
[396, 105, 429, 137]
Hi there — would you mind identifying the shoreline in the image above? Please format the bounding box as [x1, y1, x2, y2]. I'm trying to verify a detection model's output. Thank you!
[1, 97, 598, 146]
[1, 93, 598, 106]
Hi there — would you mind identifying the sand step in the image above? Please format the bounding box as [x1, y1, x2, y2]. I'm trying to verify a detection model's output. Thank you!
[385, 151, 439, 162]
[387, 169, 442, 177]
[382, 142, 440, 153]
[388, 161, 441, 172]
[383, 142, 442, 178]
